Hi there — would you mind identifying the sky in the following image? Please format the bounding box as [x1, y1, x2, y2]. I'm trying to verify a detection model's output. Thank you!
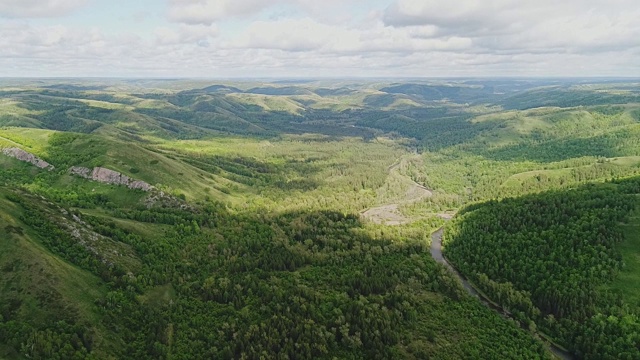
[0, 0, 639, 78]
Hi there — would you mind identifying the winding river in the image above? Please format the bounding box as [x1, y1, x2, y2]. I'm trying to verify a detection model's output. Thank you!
[430, 227, 573, 360]
[362, 155, 573, 359]
[430, 228, 479, 296]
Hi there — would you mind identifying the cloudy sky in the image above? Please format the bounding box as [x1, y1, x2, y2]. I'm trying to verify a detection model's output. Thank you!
[1, 0, 639, 77]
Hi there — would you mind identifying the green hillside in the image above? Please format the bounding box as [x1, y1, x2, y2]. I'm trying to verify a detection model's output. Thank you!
[443, 178, 640, 359]
[0, 187, 117, 359]
[606, 194, 640, 309]
[1, 78, 640, 359]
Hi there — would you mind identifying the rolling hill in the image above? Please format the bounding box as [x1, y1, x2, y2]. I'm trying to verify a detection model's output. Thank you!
[1, 78, 640, 359]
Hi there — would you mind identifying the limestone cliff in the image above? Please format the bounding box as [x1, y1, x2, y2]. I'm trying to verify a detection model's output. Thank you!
[1, 147, 54, 170]
[69, 166, 153, 191]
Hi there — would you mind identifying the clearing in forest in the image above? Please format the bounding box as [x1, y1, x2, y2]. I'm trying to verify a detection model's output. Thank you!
[361, 156, 432, 225]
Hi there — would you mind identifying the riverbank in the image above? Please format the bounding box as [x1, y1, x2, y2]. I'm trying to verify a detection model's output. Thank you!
[430, 227, 573, 360]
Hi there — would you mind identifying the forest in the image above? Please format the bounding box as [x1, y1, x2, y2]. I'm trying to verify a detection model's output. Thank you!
[444, 178, 640, 359]
[0, 78, 639, 359]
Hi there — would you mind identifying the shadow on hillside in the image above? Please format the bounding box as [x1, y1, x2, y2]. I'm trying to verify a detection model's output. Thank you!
[178, 153, 324, 192]
[481, 133, 630, 163]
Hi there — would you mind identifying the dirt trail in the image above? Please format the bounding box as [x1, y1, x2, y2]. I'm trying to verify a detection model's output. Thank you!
[361, 158, 433, 225]
[430, 228, 479, 296]
[365, 156, 572, 357]
[367, 156, 574, 359]
[0, 135, 23, 147]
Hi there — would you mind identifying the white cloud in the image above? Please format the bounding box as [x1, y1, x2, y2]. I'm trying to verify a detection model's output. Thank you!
[154, 24, 218, 46]
[228, 18, 472, 54]
[231, 18, 358, 52]
[167, 0, 372, 25]
[384, 0, 520, 31]
[0, 0, 639, 77]
[168, 0, 279, 24]
[383, 0, 640, 55]
[0, 22, 140, 60]
[0, 0, 87, 18]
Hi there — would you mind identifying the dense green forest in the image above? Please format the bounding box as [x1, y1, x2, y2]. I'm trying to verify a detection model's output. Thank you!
[444, 178, 640, 359]
[1, 78, 639, 359]
[1, 186, 549, 359]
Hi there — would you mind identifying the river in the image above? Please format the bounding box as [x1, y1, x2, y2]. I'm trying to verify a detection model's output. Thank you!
[430, 227, 573, 360]
[364, 155, 573, 359]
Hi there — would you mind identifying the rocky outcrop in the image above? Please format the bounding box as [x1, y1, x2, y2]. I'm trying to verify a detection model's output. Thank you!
[129, 180, 152, 191]
[69, 166, 153, 191]
[70, 166, 91, 177]
[92, 167, 127, 185]
[2, 147, 54, 170]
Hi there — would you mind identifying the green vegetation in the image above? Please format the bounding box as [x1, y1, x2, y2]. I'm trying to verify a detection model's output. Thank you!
[444, 179, 640, 359]
[606, 195, 640, 308]
[0, 188, 114, 359]
[1, 78, 640, 359]
[0, 186, 549, 359]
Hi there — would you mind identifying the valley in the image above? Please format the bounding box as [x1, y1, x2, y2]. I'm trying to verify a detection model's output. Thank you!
[361, 155, 433, 225]
[0, 78, 639, 359]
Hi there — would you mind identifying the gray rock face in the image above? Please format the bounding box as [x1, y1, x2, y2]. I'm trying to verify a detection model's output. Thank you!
[92, 167, 130, 185]
[2, 147, 54, 170]
[70, 166, 91, 177]
[69, 166, 153, 191]
[129, 180, 153, 191]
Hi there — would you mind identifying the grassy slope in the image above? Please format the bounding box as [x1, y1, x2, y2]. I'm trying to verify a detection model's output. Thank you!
[0, 188, 117, 359]
[606, 195, 640, 309]
[225, 93, 305, 114]
[412, 104, 640, 200]
[0, 127, 237, 202]
[157, 134, 406, 212]
[0, 128, 52, 155]
[0, 125, 407, 213]
[499, 157, 640, 191]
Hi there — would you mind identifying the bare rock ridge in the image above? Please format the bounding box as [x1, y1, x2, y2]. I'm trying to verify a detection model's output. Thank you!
[0, 146, 153, 191]
[1, 147, 54, 170]
[70, 166, 153, 191]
